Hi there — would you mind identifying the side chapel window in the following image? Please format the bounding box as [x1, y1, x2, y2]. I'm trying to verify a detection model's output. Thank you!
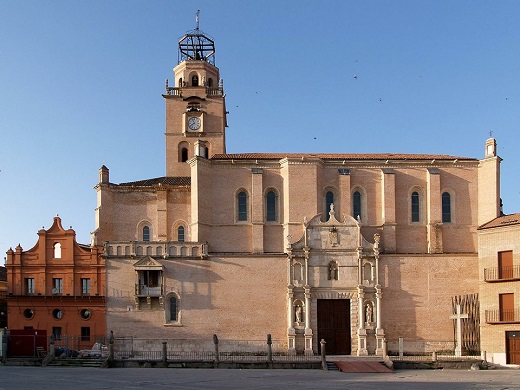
[353, 191, 362, 221]
[442, 192, 451, 223]
[325, 191, 334, 221]
[411, 191, 420, 222]
[143, 226, 150, 242]
[266, 190, 277, 222]
[237, 191, 248, 221]
[169, 295, 178, 322]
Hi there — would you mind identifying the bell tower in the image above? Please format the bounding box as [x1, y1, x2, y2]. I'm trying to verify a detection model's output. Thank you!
[164, 13, 227, 177]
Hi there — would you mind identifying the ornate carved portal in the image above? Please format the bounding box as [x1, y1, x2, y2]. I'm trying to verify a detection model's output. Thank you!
[286, 212, 385, 356]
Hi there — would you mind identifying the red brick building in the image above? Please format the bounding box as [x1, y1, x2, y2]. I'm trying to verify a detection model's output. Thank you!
[5, 217, 105, 351]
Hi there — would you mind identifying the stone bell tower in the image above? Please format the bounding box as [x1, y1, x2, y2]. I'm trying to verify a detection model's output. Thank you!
[164, 13, 228, 177]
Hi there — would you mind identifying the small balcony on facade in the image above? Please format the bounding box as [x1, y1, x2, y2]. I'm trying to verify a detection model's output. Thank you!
[483, 266, 520, 282]
[104, 241, 208, 259]
[485, 309, 520, 324]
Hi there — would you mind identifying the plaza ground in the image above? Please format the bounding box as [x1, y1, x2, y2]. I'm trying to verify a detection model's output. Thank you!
[0, 366, 518, 390]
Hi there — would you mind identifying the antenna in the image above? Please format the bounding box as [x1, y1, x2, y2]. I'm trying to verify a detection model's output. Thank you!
[195, 10, 200, 30]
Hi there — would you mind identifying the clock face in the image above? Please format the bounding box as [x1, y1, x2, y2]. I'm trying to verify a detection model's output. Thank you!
[188, 116, 201, 131]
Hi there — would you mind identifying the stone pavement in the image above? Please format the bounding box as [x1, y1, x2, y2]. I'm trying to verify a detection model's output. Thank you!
[0, 366, 519, 390]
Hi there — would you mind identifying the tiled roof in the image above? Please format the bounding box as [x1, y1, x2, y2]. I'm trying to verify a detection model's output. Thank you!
[478, 213, 520, 230]
[211, 153, 475, 161]
[117, 177, 191, 187]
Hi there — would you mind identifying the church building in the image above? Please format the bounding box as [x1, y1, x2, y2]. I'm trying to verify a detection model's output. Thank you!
[93, 23, 503, 356]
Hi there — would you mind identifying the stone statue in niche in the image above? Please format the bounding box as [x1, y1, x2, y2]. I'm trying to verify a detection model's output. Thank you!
[328, 261, 339, 280]
[295, 305, 303, 324]
[365, 302, 373, 324]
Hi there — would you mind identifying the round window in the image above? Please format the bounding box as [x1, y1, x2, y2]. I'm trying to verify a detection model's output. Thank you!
[23, 308, 34, 319]
[80, 309, 91, 320]
[52, 309, 63, 319]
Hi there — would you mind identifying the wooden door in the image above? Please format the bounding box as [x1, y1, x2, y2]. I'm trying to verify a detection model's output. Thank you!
[498, 251, 513, 279]
[506, 331, 520, 365]
[499, 293, 514, 322]
[317, 299, 351, 355]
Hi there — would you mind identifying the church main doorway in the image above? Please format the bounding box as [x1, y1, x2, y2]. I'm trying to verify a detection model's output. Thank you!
[317, 299, 351, 355]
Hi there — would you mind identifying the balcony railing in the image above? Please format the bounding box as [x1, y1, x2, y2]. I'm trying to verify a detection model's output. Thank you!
[105, 241, 208, 259]
[135, 285, 163, 296]
[164, 86, 223, 97]
[483, 265, 520, 282]
[485, 309, 520, 324]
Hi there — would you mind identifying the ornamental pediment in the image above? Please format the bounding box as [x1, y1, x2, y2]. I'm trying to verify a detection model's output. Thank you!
[133, 256, 164, 270]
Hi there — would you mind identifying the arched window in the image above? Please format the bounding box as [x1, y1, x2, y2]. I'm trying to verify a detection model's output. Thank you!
[325, 191, 334, 221]
[411, 191, 420, 222]
[442, 192, 451, 223]
[168, 295, 178, 322]
[178, 78, 182, 87]
[53, 243, 62, 259]
[191, 75, 198, 86]
[207, 78, 213, 87]
[266, 190, 277, 222]
[353, 191, 362, 220]
[178, 226, 185, 242]
[237, 191, 248, 221]
[143, 226, 150, 242]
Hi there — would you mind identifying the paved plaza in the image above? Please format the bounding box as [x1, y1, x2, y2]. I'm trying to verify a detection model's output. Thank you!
[0, 366, 519, 390]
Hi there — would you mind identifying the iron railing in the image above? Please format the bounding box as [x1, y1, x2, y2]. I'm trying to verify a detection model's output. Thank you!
[484, 266, 520, 281]
[485, 309, 520, 323]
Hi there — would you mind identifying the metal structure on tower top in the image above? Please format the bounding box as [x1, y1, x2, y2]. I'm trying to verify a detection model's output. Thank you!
[178, 10, 216, 66]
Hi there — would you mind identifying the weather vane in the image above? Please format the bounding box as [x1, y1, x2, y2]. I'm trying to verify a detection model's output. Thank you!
[196, 10, 200, 30]
[489, 130, 493, 137]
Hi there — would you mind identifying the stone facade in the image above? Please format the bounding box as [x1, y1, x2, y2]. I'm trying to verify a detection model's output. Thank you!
[91, 26, 502, 355]
[478, 213, 520, 365]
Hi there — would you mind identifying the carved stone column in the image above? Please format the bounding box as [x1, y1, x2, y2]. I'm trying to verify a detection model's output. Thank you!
[304, 286, 313, 355]
[357, 287, 368, 356]
[287, 285, 296, 354]
[375, 285, 385, 356]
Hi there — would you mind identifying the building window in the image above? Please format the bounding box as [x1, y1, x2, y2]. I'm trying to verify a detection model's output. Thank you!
[81, 278, 91, 295]
[177, 226, 185, 242]
[442, 192, 451, 223]
[52, 278, 63, 294]
[80, 309, 91, 320]
[23, 308, 34, 319]
[353, 191, 362, 221]
[178, 77, 182, 87]
[25, 278, 35, 294]
[237, 191, 248, 221]
[192, 75, 198, 86]
[143, 226, 150, 242]
[81, 327, 91, 342]
[169, 295, 178, 322]
[207, 78, 213, 87]
[325, 191, 334, 221]
[53, 243, 61, 259]
[411, 191, 420, 222]
[52, 308, 63, 319]
[266, 190, 277, 222]
[52, 327, 62, 340]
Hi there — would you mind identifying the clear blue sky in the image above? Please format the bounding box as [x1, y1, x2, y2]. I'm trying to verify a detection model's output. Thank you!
[1, 1, 519, 260]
